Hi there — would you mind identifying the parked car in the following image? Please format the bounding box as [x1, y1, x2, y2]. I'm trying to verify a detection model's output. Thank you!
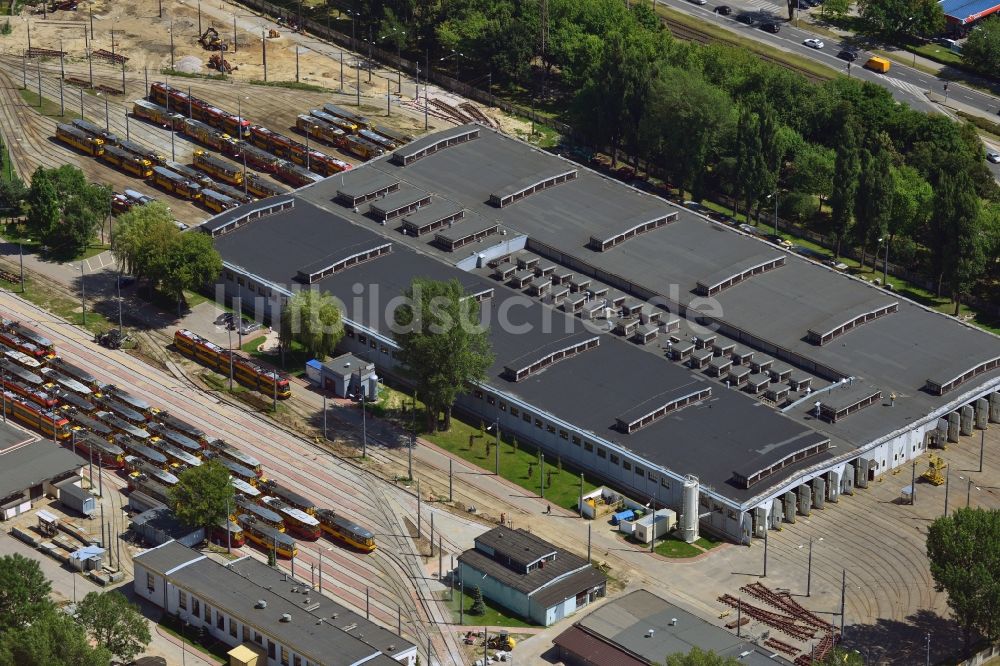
[761, 21, 781, 33]
[803, 38, 825, 49]
[738, 223, 759, 236]
[738, 12, 756, 24]
[714, 4, 733, 13]
[687, 0, 708, 5]
[837, 49, 859, 61]
[987, 151, 1000, 164]
[215, 312, 235, 326]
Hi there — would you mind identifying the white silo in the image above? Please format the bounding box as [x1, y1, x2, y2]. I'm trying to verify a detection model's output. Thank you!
[681, 475, 700, 543]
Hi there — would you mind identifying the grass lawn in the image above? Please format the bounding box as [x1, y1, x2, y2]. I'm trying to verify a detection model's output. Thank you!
[907, 42, 962, 67]
[444, 586, 537, 628]
[695, 534, 723, 550]
[657, 6, 840, 82]
[19, 88, 85, 121]
[182, 289, 212, 308]
[158, 624, 226, 664]
[654, 535, 703, 558]
[0, 272, 115, 335]
[376, 385, 598, 509]
[241, 335, 268, 353]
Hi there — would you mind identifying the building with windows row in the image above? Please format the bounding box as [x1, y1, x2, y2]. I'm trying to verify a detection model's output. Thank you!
[133, 541, 416, 666]
[203, 124, 1000, 544]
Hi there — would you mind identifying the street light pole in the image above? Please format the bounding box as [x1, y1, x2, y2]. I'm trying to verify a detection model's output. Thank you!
[80, 263, 86, 325]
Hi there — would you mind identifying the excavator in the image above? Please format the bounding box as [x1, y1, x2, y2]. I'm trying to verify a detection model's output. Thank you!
[198, 27, 228, 51]
[486, 630, 516, 651]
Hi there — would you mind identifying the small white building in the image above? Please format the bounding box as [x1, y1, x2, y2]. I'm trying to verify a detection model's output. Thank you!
[457, 526, 607, 627]
[133, 541, 416, 666]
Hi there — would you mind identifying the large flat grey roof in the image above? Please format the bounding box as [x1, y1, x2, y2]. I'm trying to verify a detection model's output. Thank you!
[0, 436, 80, 501]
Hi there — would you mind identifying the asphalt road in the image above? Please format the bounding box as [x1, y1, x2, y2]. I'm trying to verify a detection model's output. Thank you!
[659, 0, 1000, 180]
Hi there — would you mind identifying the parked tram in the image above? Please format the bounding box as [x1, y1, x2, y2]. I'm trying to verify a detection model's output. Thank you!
[260, 479, 315, 515]
[0, 390, 71, 440]
[237, 514, 297, 559]
[1, 320, 56, 357]
[316, 509, 376, 552]
[203, 436, 262, 478]
[211, 519, 246, 548]
[235, 495, 283, 531]
[55, 124, 104, 156]
[261, 496, 321, 541]
[69, 431, 125, 469]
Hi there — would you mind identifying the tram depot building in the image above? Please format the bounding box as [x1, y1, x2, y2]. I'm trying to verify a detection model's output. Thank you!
[203, 124, 1000, 544]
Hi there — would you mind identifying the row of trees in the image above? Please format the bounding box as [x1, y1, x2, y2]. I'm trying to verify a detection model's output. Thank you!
[568, 7, 999, 311]
[962, 17, 1000, 77]
[112, 201, 222, 309]
[0, 553, 151, 664]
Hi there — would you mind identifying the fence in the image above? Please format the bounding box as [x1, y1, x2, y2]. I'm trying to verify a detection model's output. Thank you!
[237, 0, 573, 134]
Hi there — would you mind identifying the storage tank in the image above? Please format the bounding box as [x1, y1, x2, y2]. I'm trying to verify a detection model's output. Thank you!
[681, 475, 699, 543]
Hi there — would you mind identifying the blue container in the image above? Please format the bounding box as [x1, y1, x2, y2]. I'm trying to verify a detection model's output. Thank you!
[611, 509, 635, 525]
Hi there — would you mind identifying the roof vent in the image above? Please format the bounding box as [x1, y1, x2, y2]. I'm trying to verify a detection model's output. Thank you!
[331, 613, 339, 620]
[304, 597, 311, 604]
[255, 600, 267, 609]
[280, 613, 292, 623]
[670, 618, 678, 626]
[388, 645, 395, 652]
[646, 628, 655, 637]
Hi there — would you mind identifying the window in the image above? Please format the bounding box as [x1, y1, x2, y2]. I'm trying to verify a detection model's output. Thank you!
[146, 572, 154, 591]
[229, 618, 237, 638]
[268, 642, 276, 659]
[510, 406, 519, 417]
[216, 610, 224, 630]
[559, 429, 568, 440]
[225, 270, 233, 281]
[192, 598, 200, 618]
[597, 447, 606, 459]
[635, 466, 644, 477]
[623, 461, 632, 471]
[661, 477, 670, 489]
[381, 345, 389, 354]
[474, 389, 484, 399]
[179, 590, 187, 610]
[358, 334, 367, 344]
[572, 435, 581, 446]
[281, 646, 290, 666]
[522, 412, 531, 423]
[247, 280, 256, 291]
[700, 496, 709, 508]
[499, 402, 507, 412]
[610, 454, 619, 465]
[648, 471, 656, 481]
[294, 657, 303, 666]
[546, 425, 556, 434]
[727, 508, 737, 520]
[584, 442, 594, 452]
[487, 395, 495, 406]
[535, 418, 543, 429]
[345, 327, 355, 338]
[370, 340, 377, 349]
[237, 276, 245, 286]
[254, 631, 263, 645]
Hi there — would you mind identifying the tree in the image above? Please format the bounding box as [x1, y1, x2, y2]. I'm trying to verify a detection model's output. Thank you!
[820, 0, 851, 20]
[279, 289, 344, 361]
[641, 67, 734, 200]
[161, 230, 223, 309]
[0, 608, 112, 666]
[852, 135, 895, 270]
[828, 105, 861, 258]
[393, 277, 494, 432]
[112, 201, 177, 284]
[926, 508, 1000, 649]
[76, 591, 152, 663]
[962, 16, 1000, 77]
[858, 0, 944, 38]
[936, 171, 987, 312]
[787, 142, 835, 212]
[665, 646, 741, 665]
[0, 553, 52, 632]
[885, 164, 933, 273]
[818, 648, 865, 665]
[169, 459, 235, 532]
[469, 586, 486, 615]
[25, 165, 108, 260]
[0, 175, 27, 216]
[733, 107, 767, 222]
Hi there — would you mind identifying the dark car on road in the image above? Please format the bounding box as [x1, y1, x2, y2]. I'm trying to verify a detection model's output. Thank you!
[761, 21, 781, 32]
[837, 49, 859, 61]
[738, 12, 756, 24]
[714, 4, 733, 14]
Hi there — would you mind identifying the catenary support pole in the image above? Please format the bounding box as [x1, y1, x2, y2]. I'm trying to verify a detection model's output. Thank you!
[416, 478, 421, 538]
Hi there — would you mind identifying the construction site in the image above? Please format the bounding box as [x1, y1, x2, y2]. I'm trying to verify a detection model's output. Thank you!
[0, 0, 512, 227]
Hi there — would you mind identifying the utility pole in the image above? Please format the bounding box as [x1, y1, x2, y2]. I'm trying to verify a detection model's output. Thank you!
[807, 537, 814, 596]
[763, 527, 768, 578]
[911, 461, 916, 505]
[262, 28, 267, 82]
[80, 264, 86, 325]
[840, 569, 847, 635]
[944, 466, 950, 516]
[322, 394, 327, 439]
[448, 458, 452, 502]
[416, 478, 421, 539]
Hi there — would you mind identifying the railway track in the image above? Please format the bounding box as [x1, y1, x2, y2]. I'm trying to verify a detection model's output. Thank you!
[0, 291, 459, 663]
[661, 17, 829, 84]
